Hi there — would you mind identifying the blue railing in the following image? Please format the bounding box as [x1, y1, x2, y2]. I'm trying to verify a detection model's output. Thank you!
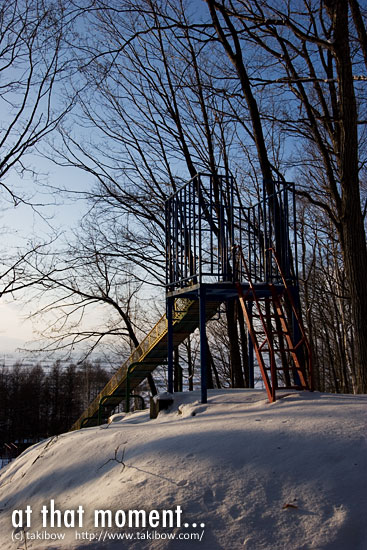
[165, 174, 297, 292]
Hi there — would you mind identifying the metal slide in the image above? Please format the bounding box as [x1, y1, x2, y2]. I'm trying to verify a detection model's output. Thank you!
[70, 298, 219, 430]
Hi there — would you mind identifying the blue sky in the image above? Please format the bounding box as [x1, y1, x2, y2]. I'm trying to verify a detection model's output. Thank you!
[0, 156, 93, 355]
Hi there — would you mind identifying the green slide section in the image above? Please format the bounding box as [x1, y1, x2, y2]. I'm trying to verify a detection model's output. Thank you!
[70, 298, 219, 430]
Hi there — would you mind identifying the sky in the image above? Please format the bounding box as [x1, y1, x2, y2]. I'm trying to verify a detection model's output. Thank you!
[0, 302, 34, 353]
[0, 159, 165, 364]
[0, 157, 93, 360]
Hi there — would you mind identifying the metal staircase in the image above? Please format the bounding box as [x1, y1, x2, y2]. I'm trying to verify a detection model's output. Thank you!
[235, 247, 312, 403]
[70, 175, 313, 429]
[70, 298, 219, 430]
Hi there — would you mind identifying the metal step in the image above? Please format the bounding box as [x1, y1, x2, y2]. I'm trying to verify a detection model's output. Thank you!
[70, 298, 219, 430]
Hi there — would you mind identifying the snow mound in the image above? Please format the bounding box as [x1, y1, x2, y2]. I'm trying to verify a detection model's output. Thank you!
[107, 413, 126, 424]
[0, 389, 366, 550]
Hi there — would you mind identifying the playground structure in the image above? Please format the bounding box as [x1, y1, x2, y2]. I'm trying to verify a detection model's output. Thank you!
[70, 174, 312, 430]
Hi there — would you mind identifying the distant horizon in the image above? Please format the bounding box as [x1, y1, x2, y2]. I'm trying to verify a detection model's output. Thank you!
[0, 352, 117, 369]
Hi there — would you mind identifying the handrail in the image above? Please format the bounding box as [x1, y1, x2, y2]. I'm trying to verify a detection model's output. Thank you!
[166, 173, 205, 200]
[70, 298, 194, 430]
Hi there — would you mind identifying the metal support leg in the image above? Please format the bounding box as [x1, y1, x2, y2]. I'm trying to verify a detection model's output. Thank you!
[199, 286, 207, 404]
[126, 365, 132, 412]
[248, 301, 254, 388]
[167, 297, 174, 394]
[98, 396, 109, 426]
[126, 363, 154, 412]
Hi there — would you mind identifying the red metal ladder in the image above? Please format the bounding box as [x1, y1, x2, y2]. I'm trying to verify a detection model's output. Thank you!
[235, 247, 313, 403]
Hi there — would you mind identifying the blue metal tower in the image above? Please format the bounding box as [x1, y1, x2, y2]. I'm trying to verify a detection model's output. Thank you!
[165, 174, 312, 403]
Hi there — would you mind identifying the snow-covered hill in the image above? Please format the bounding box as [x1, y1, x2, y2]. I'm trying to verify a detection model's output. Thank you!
[0, 389, 366, 550]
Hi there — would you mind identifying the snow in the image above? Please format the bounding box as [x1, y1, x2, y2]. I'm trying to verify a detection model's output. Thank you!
[0, 389, 366, 549]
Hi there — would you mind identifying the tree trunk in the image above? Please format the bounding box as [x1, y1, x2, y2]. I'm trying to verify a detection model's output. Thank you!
[227, 299, 245, 387]
[174, 346, 183, 392]
[236, 301, 249, 387]
[340, 221, 367, 392]
[328, 0, 367, 392]
[206, 338, 215, 390]
[186, 337, 194, 391]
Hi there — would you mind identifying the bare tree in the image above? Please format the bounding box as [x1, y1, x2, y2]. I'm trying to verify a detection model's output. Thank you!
[205, 0, 367, 392]
[30, 0, 367, 395]
[0, 0, 82, 303]
[0, 0, 79, 202]
[40, 0, 255, 386]
[298, 199, 356, 393]
[24, 223, 146, 360]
